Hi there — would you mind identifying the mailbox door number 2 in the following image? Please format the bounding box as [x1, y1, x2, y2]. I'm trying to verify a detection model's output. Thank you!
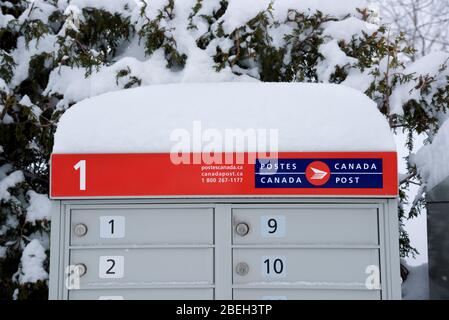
[99, 256, 124, 279]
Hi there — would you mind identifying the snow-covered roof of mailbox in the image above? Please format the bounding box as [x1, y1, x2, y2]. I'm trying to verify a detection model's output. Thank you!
[53, 83, 396, 153]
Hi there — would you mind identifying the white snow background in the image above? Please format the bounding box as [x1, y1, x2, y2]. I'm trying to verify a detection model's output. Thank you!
[3, 0, 449, 299]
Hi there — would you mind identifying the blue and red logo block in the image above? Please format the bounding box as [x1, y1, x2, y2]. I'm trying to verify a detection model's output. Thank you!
[255, 158, 384, 189]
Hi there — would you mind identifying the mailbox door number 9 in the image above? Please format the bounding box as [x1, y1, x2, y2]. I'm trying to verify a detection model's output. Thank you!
[100, 216, 125, 238]
[260, 216, 286, 238]
[99, 256, 124, 279]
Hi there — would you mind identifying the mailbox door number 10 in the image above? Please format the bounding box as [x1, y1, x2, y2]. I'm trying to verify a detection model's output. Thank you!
[262, 256, 286, 278]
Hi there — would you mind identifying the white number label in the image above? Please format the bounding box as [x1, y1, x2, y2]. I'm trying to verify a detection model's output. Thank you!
[74, 160, 86, 191]
[261, 296, 287, 300]
[261, 216, 285, 237]
[99, 256, 124, 279]
[98, 296, 124, 300]
[262, 256, 286, 278]
[100, 216, 125, 238]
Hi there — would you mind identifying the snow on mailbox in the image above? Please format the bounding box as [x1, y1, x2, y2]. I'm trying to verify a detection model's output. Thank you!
[49, 83, 401, 300]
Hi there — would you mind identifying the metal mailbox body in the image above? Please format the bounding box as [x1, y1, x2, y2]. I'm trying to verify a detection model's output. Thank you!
[49, 198, 401, 300]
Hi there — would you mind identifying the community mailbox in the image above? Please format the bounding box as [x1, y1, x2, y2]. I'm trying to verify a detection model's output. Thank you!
[49, 83, 401, 300]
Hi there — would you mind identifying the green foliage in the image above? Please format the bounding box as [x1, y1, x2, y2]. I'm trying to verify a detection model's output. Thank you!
[116, 67, 142, 89]
[399, 226, 419, 259]
[229, 6, 285, 81]
[397, 185, 419, 258]
[57, 7, 134, 76]
[187, 0, 203, 30]
[138, 0, 187, 70]
[0, 179, 51, 300]
[22, 20, 51, 48]
[283, 10, 331, 82]
[211, 7, 333, 82]
[0, 0, 56, 300]
[195, 0, 227, 49]
[0, 51, 15, 83]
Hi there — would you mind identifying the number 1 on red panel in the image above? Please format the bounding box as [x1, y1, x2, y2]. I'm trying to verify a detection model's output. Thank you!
[74, 160, 86, 191]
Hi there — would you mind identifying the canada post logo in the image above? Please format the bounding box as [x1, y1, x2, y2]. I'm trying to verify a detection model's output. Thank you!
[255, 158, 383, 189]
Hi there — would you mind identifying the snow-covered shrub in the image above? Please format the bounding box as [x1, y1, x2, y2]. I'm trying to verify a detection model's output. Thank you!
[405, 52, 449, 223]
[1, 0, 448, 299]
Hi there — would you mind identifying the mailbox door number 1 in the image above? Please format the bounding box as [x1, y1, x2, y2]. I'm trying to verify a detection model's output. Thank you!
[74, 160, 86, 191]
[100, 216, 125, 238]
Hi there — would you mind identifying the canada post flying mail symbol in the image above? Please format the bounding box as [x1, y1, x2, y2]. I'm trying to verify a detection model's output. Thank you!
[305, 161, 331, 186]
[310, 168, 328, 180]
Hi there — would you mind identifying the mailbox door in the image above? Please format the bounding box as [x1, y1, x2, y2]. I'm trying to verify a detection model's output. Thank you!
[71, 208, 213, 245]
[233, 288, 380, 300]
[69, 288, 214, 300]
[233, 248, 380, 284]
[70, 248, 214, 287]
[233, 206, 378, 245]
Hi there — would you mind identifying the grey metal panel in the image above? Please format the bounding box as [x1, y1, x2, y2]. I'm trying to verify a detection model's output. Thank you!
[214, 204, 233, 299]
[426, 175, 449, 202]
[377, 201, 388, 299]
[427, 172, 449, 299]
[233, 207, 378, 245]
[48, 201, 62, 300]
[48, 198, 400, 300]
[60, 198, 389, 206]
[71, 208, 213, 245]
[69, 288, 214, 300]
[233, 248, 379, 285]
[233, 288, 381, 300]
[70, 248, 214, 287]
[62, 204, 72, 300]
[427, 202, 449, 299]
[384, 199, 402, 300]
